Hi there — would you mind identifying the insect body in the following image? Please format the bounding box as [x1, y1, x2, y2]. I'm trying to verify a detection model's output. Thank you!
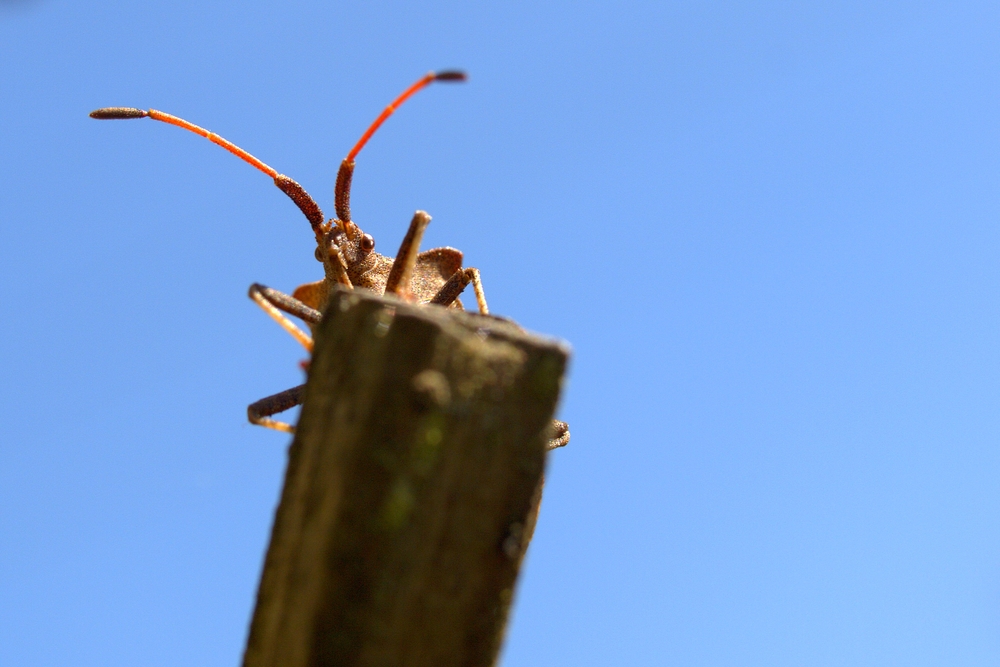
[90, 71, 569, 449]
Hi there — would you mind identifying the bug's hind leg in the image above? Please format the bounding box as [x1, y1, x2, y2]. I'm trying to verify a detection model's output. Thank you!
[246, 284, 320, 433]
[430, 267, 489, 314]
[249, 283, 322, 351]
[548, 420, 570, 450]
[431, 274, 568, 449]
[248, 384, 305, 433]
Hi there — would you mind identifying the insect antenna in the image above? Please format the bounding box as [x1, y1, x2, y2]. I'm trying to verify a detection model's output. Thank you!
[89, 107, 328, 241]
[334, 70, 467, 236]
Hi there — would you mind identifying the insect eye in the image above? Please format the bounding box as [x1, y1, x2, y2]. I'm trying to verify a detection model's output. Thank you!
[361, 234, 375, 252]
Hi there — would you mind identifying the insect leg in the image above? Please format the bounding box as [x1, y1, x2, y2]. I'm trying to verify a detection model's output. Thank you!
[248, 384, 305, 433]
[384, 211, 432, 298]
[548, 420, 570, 450]
[431, 273, 569, 447]
[429, 267, 489, 314]
[248, 283, 321, 352]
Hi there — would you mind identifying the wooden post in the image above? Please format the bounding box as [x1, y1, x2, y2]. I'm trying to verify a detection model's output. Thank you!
[242, 287, 569, 667]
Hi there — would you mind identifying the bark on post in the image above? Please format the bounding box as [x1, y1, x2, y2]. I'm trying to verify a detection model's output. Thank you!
[242, 287, 569, 667]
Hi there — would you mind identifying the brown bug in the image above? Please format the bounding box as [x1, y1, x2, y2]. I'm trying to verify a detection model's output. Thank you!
[90, 71, 569, 449]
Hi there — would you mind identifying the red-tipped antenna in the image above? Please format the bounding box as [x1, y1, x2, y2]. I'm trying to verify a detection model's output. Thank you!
[90, 106, 327, 237]
[90, 107, 279, 178]
[334, 70, 466, 229]
[346, 70, 467, 163]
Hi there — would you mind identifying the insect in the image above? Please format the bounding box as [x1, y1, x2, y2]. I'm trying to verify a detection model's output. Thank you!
[90, 71, 569, 449]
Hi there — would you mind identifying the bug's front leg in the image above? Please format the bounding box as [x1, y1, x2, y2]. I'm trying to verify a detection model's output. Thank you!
[384, 211, 432, 298]
[248, 283, 321, 350]
[430, 267, 489, 314]
[245, 284, 321, 433]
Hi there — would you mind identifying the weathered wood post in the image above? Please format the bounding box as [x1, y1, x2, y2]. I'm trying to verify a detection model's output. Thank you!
[242, 287, 569, 667]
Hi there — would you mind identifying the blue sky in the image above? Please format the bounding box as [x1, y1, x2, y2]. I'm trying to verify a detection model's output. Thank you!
[2, 1, 999, 664]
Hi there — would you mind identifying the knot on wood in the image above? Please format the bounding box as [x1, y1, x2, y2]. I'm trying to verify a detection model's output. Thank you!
[501, 522, 525, 560]
[411, 369, 451, 409]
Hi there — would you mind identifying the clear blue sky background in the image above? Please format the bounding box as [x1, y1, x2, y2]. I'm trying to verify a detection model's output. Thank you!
[1, 1, 998, 664]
